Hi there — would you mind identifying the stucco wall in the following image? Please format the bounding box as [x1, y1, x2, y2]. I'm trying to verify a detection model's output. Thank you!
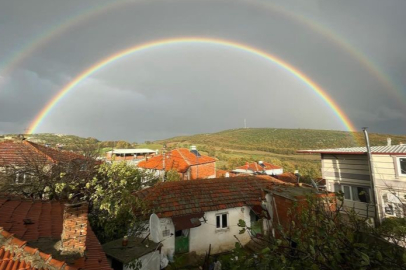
[188, 207, 251, 255]
[124, 250, 161, 270]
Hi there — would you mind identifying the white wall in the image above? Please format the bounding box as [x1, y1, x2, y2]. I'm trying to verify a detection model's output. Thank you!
[265, 169, 283, 176]
[124, 251, 160, 270]
[189, 207, 252, 255]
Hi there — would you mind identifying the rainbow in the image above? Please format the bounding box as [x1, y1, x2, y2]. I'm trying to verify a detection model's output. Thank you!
[1, 0, 403, 107]
[27, 37, 357, 134]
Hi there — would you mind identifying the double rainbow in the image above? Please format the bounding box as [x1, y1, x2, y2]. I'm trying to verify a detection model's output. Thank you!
[27, 37, 357, 134]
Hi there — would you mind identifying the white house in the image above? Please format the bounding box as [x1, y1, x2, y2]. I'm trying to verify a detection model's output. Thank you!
[298, 142, 406, 223]
[135, 176, 280, 257]
[106, 149, 157, 165]
[232, 161, 283, 176]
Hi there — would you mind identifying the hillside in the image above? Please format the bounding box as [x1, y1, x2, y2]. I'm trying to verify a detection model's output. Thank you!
[157, 128, 406, 154]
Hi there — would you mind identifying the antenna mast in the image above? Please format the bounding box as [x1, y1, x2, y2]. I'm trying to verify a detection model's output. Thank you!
[244, 119, 247, 129]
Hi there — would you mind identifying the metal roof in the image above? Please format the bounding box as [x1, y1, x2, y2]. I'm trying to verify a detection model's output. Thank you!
[106, 148, 156, 154]
[297, 144, 406, 155]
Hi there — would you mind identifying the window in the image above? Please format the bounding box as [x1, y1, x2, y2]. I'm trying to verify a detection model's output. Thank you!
[14, 173, 31, 185]
[397, 157, 406, 176]
[341, 185, 371, 203]
[216, 213, 228, 229]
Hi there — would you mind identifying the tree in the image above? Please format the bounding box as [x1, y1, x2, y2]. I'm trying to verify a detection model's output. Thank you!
[165, 169, 181, 182]
[220, 193, 406, 269]
[61, 161, 159, 243]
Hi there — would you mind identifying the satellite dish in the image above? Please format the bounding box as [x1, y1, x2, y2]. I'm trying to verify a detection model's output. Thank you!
[149, 213, 162, 243]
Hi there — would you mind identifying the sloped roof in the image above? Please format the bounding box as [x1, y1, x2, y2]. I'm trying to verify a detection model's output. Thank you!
[138, 148, 216, 173]
[275, 172, 298, 184]
[0, 198, 111, 270]
[297, 144, 406, 155]
[135, 176, 289, 218]
[0, 140, 88, 167]
[0, 228, 77, 270]
[235, 162, 282, 172]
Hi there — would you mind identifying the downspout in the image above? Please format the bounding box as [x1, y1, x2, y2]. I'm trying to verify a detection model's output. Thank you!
[362, 127, 381, 226]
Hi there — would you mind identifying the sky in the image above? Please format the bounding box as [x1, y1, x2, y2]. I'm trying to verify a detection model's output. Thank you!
[0, 0, 405, 142]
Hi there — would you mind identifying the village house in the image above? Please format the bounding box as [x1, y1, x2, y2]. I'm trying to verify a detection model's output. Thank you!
[138, 147, 216, 180]
[0, 139, 96, 188]
[134, 176, 334, 258]
[298, 141, 406, 223]
[0, 198, 111, 270]
[232, 161, 283, 176]
[106, 148, 157, 165]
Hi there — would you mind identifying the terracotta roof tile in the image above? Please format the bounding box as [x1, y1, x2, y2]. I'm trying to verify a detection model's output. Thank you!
[138, 148, 216, 173]
[0, 198, 112, 270]
[136, 176, 289, 218]
[235, 162, 282, 172]
[0, 140, 90, 167]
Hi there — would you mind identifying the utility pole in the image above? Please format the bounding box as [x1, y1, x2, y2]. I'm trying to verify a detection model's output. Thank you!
[162, 146, 166, 182]
[362, 127, 381, 226]
[244, 119, 247, 129]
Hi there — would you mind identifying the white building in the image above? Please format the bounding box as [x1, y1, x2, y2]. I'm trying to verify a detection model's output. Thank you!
[232, 161, 283, 176]
[135, 177, 277, 257]
[298, 142, 406, 223]
[106, 149, 157, 165]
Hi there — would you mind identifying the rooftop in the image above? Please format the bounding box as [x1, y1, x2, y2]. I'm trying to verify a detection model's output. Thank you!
[106, 149, 156, 154]
[0, 198, 111, 270]
[102, 237, 161, 264]
[235, 162, 282, 172]
[0, 140, 90, 166]
[297, 144, 406, 155]
[138, 148, 216, 173]
[135, 176, 291, 218]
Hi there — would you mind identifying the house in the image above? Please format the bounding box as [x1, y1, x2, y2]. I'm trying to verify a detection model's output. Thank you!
[0, 139, 96, 186]
[298, 142, 406, 222]
[102, 236, 162, 270]
[138, 147, 216, 180]
[232, 161, 283, 176]
[0, 197, 111, 270]
[134, 176, 333, 258]
[106, 149, 157, 165]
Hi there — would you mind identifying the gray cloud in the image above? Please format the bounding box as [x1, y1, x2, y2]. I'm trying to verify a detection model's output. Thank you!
[0, 0, 405, 141]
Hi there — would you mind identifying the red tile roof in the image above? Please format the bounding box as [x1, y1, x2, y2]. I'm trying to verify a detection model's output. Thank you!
[0, 140, 88, 167]
[0, 198, 111, 270]
[136, 176, 289, 218]
[275, 172, 298, 184]
[138, 148, 216, 173]
[235, 162, 282, 172]
[0, 228, 77, 270]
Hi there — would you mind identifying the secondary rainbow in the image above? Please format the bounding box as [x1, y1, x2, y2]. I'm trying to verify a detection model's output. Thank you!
[27, 37, 357, 134]
[1, 0, 403, 106]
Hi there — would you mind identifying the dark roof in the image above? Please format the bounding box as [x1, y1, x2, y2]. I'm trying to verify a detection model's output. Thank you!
[0, 140, 89, 166]
[297, 144, 406, 155]
[0, 198, 111, 270]
[136, 176, 289, 218]
[102, 237, 161, 264]
[138, 148, 216, 173]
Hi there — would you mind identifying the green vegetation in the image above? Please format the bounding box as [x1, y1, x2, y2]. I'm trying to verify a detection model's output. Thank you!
[5, 128, 405, 179]
[157, 128, 406, 179]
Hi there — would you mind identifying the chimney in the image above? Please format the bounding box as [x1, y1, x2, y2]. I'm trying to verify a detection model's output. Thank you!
[190, 145, 197, 151]
[387, 138, 391, 146]
[60, 202, 88, 255]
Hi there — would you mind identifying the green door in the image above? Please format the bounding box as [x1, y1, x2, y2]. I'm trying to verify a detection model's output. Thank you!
[175, 235, 189, 253]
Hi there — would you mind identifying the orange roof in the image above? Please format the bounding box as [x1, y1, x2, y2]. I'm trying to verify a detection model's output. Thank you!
[0, 228, 77, 270]
[235, 162, 282, 172]
[275, 172, 298, 184]
[136, 176, 289, 218]
[0, 198, 111, 270]
[138, 148, 216, 173]
[0, 140, 89, 166]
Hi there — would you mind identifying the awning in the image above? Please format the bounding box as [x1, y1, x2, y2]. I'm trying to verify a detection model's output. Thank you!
[172, 213, 204, 231]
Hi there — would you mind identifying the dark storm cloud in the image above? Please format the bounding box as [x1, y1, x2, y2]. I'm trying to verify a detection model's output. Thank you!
[0, 0, 405, 141]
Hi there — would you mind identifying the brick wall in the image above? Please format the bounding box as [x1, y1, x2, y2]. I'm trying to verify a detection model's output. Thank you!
[61, 202, 88, 255]
[189, 162, 216, 179]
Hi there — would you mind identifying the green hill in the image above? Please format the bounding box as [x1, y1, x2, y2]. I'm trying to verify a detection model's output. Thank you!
[156, 128, 406, 179]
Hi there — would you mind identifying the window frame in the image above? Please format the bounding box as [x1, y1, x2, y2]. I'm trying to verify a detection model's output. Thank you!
[341, 185, 371, 204]
[396, 157, 406, 177]
[215, 213, 229, 229]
